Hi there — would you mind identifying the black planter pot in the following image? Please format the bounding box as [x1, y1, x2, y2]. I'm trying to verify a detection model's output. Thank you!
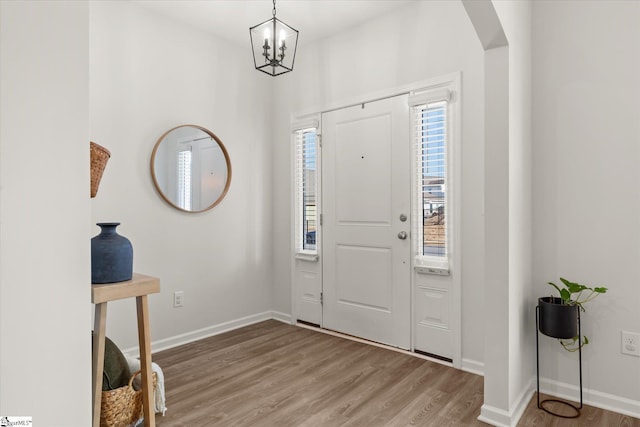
[538, 297, 579, 339]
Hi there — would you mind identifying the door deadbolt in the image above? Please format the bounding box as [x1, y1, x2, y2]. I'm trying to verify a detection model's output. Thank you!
[399, 213, 407, 222]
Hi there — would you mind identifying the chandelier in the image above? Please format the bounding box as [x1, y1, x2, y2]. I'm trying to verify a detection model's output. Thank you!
[249, 0, 299, 76]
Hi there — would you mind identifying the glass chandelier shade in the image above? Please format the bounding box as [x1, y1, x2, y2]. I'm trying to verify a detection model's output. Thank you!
[249, 1, 298, 76]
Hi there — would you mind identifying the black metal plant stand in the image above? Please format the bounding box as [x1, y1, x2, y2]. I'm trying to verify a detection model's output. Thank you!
[536, 304, 583, 418]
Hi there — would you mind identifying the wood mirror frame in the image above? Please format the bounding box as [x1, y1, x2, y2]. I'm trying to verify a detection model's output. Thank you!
[150, 125, 232, 213]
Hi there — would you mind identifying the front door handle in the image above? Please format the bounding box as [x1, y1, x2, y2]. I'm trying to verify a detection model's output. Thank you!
[397, 231, 408, 240]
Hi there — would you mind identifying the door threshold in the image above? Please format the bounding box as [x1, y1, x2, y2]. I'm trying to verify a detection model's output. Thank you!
[414, 349, 453, 363]
[295, 321, 454, 369]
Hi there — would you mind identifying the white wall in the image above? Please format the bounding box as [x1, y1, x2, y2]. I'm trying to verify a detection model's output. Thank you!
[272, 1, 486, 366]
[533, 0, 640, 415]
[464, 1, 533, 423]
[0, 1, 91, 424]
[481, 43, 511, 420]
[89, 1, 274, 350]
[494, 0, 534, 416]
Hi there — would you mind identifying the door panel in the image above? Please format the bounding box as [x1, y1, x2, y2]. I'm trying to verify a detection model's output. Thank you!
[414, 283, 452, 357]
[295, 265, 322, 326]
[334, 115, 392, 224]
[322, 95, 411, 349]
[335, 244, 392, 311]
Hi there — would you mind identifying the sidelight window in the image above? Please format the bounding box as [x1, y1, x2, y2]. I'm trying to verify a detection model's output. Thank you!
[177, 148, 192, 211]
[410, 87, 453, 269]
[294, 126, 319, 253]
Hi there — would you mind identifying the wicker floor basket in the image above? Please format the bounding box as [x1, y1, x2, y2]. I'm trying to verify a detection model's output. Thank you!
[100, 370, 157, 427]
[90, 141, 111, 198]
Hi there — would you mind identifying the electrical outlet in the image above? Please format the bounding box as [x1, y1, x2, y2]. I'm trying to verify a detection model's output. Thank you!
[173, 291, 184, 308]
[621, 331, 640, 356]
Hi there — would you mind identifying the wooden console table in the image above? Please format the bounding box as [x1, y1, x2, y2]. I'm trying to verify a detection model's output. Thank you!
[92, 273, 160, 427]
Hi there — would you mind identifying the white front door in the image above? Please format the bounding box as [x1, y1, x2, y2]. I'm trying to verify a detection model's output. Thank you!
[322, 95, 411, 349]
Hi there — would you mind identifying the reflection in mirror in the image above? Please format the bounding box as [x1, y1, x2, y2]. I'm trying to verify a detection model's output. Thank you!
[151, 125, 231, 212]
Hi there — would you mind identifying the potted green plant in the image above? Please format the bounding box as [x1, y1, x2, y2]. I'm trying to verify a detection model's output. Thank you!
[538, 277, 607, 351]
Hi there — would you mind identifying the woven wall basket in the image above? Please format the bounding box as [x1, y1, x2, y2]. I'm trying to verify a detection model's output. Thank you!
[100, 370, 157, 427]
[90, 141, 111, 198]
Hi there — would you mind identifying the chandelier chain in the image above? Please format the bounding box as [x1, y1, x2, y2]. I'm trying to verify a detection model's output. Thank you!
[272, 0, 276, 17]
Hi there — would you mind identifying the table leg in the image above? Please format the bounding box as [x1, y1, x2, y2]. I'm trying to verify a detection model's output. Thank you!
[92, 303, 107, 427]
[136, 295, 155, 427]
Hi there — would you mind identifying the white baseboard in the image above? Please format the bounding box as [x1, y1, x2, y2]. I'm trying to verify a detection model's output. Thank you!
[461, 358, 484, 376]
[479, 376, 640, 426]
[270, 311, 293, 324]
[477, 378, 534, 427]
[123, 311, 282, 358]
[539, 377, 640, 419]
[478, 405, 512, 427]
[511, 379, 535, 425]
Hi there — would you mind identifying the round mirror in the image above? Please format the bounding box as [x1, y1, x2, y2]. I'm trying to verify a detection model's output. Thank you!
[151, 125, 231, 212]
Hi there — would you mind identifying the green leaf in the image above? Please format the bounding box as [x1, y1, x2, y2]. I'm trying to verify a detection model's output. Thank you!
[558, 335, 589, 352]
[560, 288, 570, 302]
[559, 277, 571, 287]
[593, 287, 608, 294]
[567, 283, 587, 293]
[548, 281, 562, 296]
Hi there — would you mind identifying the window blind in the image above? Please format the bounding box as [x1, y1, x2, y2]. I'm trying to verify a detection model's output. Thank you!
[294, 128, 318, 253]
[412, 101, 448, 259]
[177, 149, 192, 211]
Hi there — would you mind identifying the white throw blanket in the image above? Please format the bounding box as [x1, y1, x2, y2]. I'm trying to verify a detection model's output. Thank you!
[125, 354, 167, 417]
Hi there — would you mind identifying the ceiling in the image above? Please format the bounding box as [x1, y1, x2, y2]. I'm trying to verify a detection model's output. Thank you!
[132, 0, 416, 47]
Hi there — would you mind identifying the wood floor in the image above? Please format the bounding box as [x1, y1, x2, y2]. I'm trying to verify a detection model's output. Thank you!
[153, 320, 639, 426]
[519, 394, 640, 427]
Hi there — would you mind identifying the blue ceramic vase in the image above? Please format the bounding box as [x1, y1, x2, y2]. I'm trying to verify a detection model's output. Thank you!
[91, 222, 133, 284]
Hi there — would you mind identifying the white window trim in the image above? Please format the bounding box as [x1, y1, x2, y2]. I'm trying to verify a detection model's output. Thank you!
[292, 114, 321, 257]
[291, 117, 320, 133]
[409, 81, 460, 275]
